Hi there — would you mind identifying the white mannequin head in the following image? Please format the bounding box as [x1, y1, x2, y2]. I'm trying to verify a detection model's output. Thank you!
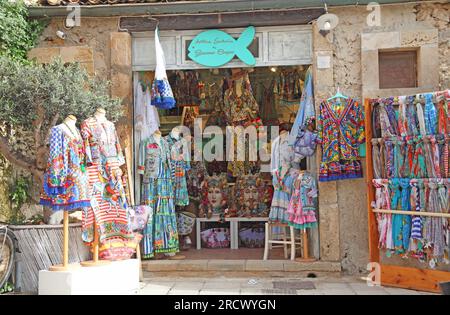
[95, 108, 107, 122]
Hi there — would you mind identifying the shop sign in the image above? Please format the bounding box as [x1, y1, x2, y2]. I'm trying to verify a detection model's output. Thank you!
[188, 26, 256, 67]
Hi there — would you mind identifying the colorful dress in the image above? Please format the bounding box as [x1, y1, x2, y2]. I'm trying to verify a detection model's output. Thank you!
[269, 133, 300, 223]
[80, 117, 135, 260]
[287, 172, 318, 230]
[317, 98, 365, 181]
[224, 81, 262, 177]
[165, 132, 190, 206]
[40, 124, 91, 211]
[139, 135, 179, 258]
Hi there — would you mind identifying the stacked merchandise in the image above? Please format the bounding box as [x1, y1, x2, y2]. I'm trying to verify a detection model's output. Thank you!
[370, 90, 449, 267]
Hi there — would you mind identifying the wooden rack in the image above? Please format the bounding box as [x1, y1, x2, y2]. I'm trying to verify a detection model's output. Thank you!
[364, 98, 450, 293]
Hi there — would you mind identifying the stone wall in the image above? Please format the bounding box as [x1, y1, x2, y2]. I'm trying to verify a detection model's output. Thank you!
[315, 2, 448, 274]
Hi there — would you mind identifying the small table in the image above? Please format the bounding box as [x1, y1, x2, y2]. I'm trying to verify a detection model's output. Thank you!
[195, 217, 232, 250]
[226, 217, 269, 250]
[196, 217, 269, 250]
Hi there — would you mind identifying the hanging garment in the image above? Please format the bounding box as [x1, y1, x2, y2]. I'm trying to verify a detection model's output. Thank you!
[390, 178, 412, 254]
[410, 179, 425, 240]
[259, 81, 279, 125]
[424, 93, 438, 135]
[379, 102, 396, 138]
[423, 136, 440, 178]
[411, 136, 427, 179]
[403, 136, 415, 179]
[134, 77, 160, 143]
[80, 118, 135, 259]
[372, 179, 393, 249]
[425, 180, 446, 259]
[385, 99, 400, 136]
[371, 139, 382, 179]
[171, 71, 200, 107]
[416, 101, 427, 136]
[269, 132, 300, 223]
[317, 98, 365, 181]
[398, 96, 408, 137]
[371, 102, 382, 139]
[406, 96, 419, 136]
[40, 124, 91, 210]
[165, 132, 191, 206]
[139, 135, 179, 258]
[383, 138, 395, 179]
[288, 66, 314, 146]
[392, 138, 405, 179]
[287, 172, 318, 230]
[151, 27, 176, 109]
[436, 134, 449, 178]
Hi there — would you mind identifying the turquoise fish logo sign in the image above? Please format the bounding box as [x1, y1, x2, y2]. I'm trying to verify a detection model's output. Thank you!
[188, 26, 256, 67]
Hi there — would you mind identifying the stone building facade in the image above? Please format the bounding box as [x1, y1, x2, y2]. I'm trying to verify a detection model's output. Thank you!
[5, 0, 447, 274]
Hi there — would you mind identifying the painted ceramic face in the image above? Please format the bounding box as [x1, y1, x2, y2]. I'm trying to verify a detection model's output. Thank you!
[243, 185, 259, 203]
[208, 187, 223, 209]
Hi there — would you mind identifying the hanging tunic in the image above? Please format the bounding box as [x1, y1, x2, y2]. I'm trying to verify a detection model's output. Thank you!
[80, 117, 135, 260]
[40, 124, 91, 211]
[165, 133, 191, 206]
[139, 135, 179, 258]
[269, 133, 299, 223]
[317, 98, 365, 181]
[286, 172, 318, 230]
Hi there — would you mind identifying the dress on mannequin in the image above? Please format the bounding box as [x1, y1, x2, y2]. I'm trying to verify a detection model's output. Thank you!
[40, 116, 91, 210]
[269, 130, 300, 223]
[139, 131, 179, 258]
[80, 112, 136, 260]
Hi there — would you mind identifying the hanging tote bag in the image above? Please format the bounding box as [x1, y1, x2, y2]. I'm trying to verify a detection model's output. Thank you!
[151, 27, 176, 109]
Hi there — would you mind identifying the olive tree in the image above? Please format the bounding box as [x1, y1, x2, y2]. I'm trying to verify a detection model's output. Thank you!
[0, 56, 124, 183]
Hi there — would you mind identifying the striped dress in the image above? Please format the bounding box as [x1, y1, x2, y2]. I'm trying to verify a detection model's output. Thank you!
[80, 118, 136, 260]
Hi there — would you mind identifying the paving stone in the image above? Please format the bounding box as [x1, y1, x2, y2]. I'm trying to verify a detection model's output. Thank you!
[144, 260, 180, 271]
[199, 289, 241, 295]
[383, 287, 423, 295]
[273, 280, 316, 290]
[172, 282, 205, 290]
[261, 288, 297, 295]
[168, 288, 201, 295]
[240, 289, 264, 295]
[203, 281, 242, 290]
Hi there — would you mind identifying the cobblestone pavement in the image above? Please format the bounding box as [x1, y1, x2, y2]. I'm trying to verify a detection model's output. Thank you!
[139, 275, 436, 295]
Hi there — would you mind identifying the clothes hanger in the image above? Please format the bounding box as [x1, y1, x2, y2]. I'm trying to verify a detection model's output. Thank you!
[327, 86, 348, 101]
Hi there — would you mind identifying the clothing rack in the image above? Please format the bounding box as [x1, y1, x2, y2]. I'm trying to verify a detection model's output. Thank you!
[364, 95, 450, 293]
[372, 209, 450, 218]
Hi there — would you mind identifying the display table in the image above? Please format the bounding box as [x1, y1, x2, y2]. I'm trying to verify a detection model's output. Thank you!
[38, 258, 140, 295]
[227, 217, 268, 249]
[196, 217, 268, 250]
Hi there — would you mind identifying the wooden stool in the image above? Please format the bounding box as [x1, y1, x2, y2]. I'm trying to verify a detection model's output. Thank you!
[263, 222, 301, 260]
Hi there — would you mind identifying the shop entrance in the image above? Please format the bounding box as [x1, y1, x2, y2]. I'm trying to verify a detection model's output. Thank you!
[131, 26, 320, 261]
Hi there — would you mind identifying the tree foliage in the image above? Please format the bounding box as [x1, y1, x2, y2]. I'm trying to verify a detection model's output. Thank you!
[0, 0, 45, 62]
[0, 56, 124, 181]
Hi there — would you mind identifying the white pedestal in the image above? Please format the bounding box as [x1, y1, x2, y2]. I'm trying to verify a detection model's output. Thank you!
[39, 259, 140, 295]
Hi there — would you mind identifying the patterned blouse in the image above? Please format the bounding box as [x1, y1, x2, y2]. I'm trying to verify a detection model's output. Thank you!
[317, 98, 365, 181]
[40, 124, 91, 210]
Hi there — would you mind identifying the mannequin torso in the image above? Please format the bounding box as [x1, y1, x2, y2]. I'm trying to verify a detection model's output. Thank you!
[60, 115, 81, 141]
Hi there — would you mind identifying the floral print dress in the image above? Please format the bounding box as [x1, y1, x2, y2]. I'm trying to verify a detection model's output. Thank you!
[317, 98, 365, 181]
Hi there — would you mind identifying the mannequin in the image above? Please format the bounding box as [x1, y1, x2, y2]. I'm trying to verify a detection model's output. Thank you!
[60, 115, 81, 140]
[80, 111, 136, 262]
[153, 129, 162, 144]
[94, 108, 107, 122]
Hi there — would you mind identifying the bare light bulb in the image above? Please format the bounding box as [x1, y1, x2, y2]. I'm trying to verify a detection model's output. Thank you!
[323, 21, 332, 31]
[270, 67, 277, 73]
